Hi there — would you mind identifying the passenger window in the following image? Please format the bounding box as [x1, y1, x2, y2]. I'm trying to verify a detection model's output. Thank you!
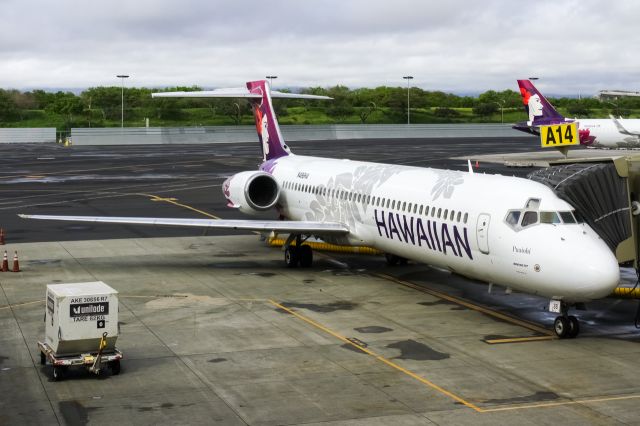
[444, 209, 448, 219]
[456, 211, 461, 222]
[559, 211, 577, 224]
[463, 213, 468, 223]
[431, 207, 436, 217]
[450, 210, 455, 221]
[402, 202, 407, 211]
[419, 205, 423, 215]
[392, 200, 396, 209]
[437, 208, 442, 218]
[521, 211, 538, 227]
[540, 211, 561, 224]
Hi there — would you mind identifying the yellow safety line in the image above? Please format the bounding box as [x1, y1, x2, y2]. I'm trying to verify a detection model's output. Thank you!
[0, 300, 44, 310]
[269, 299, 483, 412]
[481, 393, 640, 413]
[484, 336, 556, 345]
[376, 273, 553, 337]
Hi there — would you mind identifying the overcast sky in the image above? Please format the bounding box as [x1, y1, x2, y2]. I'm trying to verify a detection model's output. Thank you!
[0, 0, 637, 95]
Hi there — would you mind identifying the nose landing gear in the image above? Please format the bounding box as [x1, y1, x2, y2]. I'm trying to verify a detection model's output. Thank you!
[552, 301, 580, 339]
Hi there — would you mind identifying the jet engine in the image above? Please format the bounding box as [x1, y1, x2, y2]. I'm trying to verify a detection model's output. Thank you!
[222, 171, 281, 215]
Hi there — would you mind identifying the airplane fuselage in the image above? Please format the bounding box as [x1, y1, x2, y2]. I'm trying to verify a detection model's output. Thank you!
[578, 119, 640, 148]
[265, 155, 619, 302]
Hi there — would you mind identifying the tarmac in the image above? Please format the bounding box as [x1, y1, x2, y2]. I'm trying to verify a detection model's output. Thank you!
[2, 139, 640, 425]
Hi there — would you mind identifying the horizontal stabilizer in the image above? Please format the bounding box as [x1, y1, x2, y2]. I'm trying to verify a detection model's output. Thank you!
[152, 88, 332, 100]
[18, 214, 349, 234]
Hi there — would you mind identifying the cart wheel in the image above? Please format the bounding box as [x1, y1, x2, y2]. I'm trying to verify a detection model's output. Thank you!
[52, 366, 63, 381]
[110, 360, 121, 376]
[40, 352, 46, 365]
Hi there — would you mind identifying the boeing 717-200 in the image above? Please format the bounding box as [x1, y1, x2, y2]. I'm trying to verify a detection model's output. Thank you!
[20, 80, 620, 338]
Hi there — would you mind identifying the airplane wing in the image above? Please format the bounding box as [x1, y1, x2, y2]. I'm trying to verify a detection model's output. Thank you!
[152, 89, 332, 100]
[610, 115, 640, 136]
[18, 214, 349, 234]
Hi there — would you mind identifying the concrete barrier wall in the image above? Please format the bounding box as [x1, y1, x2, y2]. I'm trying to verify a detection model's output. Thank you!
[70, 124, 530, 146]
[0, 128, 57, 144]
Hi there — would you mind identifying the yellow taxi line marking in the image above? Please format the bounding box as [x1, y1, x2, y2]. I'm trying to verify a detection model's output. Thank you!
[139, 193, 221, 220]
[481, 393, 640, 412]
[269, 299, 483, 412]
[485, 336, 556, 344]
[0, 300, 44, 310]
[375, 273, 553, 337]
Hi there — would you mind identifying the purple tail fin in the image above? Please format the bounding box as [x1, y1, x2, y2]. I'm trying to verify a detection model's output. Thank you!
[517, 79, 565, 126]
[246, 80, 291, 161]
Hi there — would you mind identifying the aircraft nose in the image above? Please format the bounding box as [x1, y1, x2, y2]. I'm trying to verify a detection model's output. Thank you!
[570, 246, 620, 299]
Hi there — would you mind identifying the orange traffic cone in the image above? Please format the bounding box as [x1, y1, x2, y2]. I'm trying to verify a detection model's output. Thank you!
[12, 251, 19, 272]
[0, 228, 5, 245]
[1, 251, 7, 272]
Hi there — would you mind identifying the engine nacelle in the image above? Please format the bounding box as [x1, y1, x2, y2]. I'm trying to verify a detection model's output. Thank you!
[222, 171, 281, 215]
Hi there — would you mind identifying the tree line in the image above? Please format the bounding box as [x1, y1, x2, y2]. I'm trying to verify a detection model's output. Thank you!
[0, 84, 638, 130]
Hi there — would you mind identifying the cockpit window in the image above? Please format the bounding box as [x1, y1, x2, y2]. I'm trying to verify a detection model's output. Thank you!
[559, 211, 577, 224]
[525, 198, 540, 209]
[506, 211, 521, 226]
[521, 211, 538, 227]
[540, 211, 561, 224]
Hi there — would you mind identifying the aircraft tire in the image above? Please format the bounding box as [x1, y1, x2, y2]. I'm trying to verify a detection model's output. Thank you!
[567, 315, 580, 338]
[553, 316, 570, 338]
[299, 245, 313, 267]
[284, 247, 299, 268]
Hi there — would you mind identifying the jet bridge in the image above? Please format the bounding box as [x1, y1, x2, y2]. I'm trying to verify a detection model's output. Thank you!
[527, 155, 640, 268]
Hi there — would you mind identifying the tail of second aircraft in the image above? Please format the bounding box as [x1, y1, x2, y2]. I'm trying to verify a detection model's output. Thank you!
[517, 79, 566, 126]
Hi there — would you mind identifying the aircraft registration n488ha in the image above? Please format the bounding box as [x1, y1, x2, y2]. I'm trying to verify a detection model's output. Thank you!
[20, 80, 620, 339]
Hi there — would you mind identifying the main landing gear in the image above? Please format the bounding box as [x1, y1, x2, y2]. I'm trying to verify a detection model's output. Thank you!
[385, 253, 408, 266]
[552, 301, 580, 339]
[283, 234, 313, 268]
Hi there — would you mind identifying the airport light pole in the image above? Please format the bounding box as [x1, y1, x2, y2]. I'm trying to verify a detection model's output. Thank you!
[403, 76, 413, 125]
[494, 100, 505, 124]
[266, 75, 278, 88]
[117, 75, 129, 128]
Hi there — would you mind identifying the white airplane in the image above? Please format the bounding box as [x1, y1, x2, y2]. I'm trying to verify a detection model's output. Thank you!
[514, 79, 640, 148]
[20, 80, 621, 338]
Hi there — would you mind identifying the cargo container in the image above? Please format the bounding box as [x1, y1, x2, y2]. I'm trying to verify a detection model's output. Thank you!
[39, 282, 122, 380]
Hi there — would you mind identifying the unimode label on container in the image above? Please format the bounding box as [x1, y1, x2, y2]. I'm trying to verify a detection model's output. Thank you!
[69, 302, 109, 317]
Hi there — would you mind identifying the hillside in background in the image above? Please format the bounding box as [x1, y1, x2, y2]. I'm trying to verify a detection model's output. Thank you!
[1, 85, 637, 131]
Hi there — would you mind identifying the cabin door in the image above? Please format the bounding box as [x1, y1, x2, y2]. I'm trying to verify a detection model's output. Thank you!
[476, 213, 490, 254]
